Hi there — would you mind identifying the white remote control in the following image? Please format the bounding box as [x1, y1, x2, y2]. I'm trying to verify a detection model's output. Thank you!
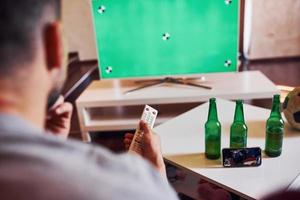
[129, 105, 158, 154]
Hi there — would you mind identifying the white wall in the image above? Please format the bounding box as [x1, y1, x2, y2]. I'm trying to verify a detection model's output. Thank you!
[244, 0, 300, 59]
[62, 0, 97, 60]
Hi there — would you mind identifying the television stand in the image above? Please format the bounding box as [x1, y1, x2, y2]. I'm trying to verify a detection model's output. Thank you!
[76, 71, 279, 142]
[125, 77, 212, 94]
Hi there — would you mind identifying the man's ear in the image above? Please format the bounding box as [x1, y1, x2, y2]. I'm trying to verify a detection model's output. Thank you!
[44, 22, 63, 71]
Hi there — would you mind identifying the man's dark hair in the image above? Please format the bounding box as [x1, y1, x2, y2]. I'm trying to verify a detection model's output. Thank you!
[0, 0, 61, 74]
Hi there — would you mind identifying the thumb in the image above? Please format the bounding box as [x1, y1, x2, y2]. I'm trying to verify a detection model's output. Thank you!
[140, 121, 153, 153]
[140, 121, 151, 135]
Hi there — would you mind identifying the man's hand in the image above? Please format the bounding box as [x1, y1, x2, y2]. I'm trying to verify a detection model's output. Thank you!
[124, 121, 166, 178]
[45, 95, 73, 139]
[197, 180, 231, 200]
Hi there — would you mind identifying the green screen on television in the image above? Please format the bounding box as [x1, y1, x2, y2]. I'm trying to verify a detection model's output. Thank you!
[91, 0, 239, 79]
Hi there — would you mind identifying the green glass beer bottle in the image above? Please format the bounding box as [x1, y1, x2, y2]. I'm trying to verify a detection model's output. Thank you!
[265, 95, 284, 157]
[230, 100, 248, 148]
[205, 98, 221, 159]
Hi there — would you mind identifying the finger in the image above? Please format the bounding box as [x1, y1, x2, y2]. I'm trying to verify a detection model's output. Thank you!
[55, 102, 73, 116]
[124, 138, 132, 144]
[140, 121, 151, 135]
[140, 121, 153, 148]
[125, 144, 130, 150]
[124, 139, 132, 144]
[198, 179, 207, 184]
[212, 189, 231, 200]
[198, 183, 214, 198]
[50, 95, 64, 110]
[124, 142, 131, 147]
[124, 133, 134, 139]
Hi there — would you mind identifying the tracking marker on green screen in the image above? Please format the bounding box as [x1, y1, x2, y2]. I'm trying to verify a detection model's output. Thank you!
[91, 0, 239, 79]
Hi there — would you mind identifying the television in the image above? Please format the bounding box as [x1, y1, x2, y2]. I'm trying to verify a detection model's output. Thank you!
[91, 0, 239, 79]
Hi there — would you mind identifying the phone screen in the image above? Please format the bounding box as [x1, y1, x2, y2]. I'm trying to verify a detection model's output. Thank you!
[222, 147, 262, 168]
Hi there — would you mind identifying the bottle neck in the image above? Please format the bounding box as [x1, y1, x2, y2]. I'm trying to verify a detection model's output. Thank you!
[234, 101, 245, 122]
[270, 95, 282, 118]
[208, 100, 218, 121]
